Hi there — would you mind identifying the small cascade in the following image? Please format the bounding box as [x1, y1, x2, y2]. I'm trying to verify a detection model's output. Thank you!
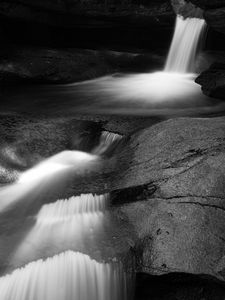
[4, 193, 129, 300]
[0, 251, 127, 300]
[11, 194, 109, 268]
[37, 193, 108, 224]
[93, 131, 122, 155]
[165, 15, 206, 73]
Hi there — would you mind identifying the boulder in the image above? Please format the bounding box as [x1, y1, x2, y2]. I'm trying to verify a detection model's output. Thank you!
[111, 117, 225, 282]
[195, 62, 225, 99]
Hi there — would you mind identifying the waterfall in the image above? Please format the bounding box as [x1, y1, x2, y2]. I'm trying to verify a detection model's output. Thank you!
[37, 193, 108, 224]
[165, 15, 206, 73]
[1, 193, 129, 300]
[0, 251, 127, 300]
[93, 131, 122, 155]
[61, 16, 207, 109]
[10, 194, 109, 266]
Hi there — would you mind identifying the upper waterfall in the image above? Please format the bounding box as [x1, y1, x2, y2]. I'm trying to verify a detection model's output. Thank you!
[165, 15, 206, 73]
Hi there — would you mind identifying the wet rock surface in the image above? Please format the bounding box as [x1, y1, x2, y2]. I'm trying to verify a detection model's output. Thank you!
[0, 46, 163, 85]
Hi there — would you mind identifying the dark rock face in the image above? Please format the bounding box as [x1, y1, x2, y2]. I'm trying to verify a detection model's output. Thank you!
[195, 62, 225, 99]
[190, 0, 225, 35]
[0, 0, 174, 51]
[204, 7, 225, 35]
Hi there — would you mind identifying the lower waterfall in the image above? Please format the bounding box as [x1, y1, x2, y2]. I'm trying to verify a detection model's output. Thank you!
[0, 193, 129, 298]
[0, 251, 127, 300]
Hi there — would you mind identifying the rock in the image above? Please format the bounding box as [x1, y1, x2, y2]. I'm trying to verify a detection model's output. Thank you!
[171, 0, 203, 18]
[111, 117, 225, 282]
[0, 46, 164, 85]
[189, 0, 225, 35]
[204, 7, 225, 35]
[195, 62, 225, 99]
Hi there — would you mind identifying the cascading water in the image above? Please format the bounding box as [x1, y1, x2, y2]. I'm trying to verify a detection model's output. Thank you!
[93, 131, 122, 155]
[165, 16, 206, 73]
[11, 194, 109, 267]
[0, 134, 129, 300]
[0, 192, 129, 300]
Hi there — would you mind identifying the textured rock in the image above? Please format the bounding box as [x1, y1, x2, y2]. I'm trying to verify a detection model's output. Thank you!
[204, 7, 225, 35]
[112, 117, 225, 191]
[171, 0, 203, 18]
[111, 117, 225, 281]
[195, 62, 225, 99]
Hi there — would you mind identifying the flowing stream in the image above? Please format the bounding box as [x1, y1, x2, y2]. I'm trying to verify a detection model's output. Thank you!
[0, 13, 209, 300]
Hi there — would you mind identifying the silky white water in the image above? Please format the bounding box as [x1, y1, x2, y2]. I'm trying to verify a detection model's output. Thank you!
[1, 193, 129, 299]
[0, 150, 98, 213]
[11, 193, 109, 267]
[165, 16, 206, 73]
[59, 15, 207, 114]
[0, 251, 127, 300]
